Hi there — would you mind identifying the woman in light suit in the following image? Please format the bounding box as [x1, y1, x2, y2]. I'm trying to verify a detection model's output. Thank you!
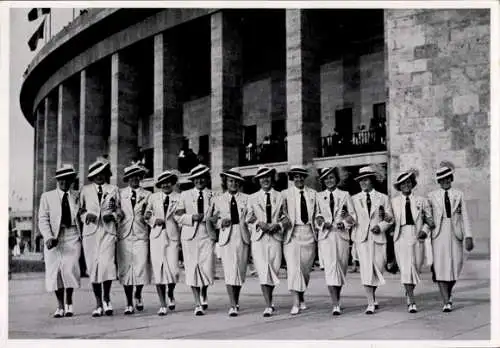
[211, 168, 250, 317]
[428, 161, 474, 312]
[116, 163, 151, 315]
[351, 166, 394, 314]
[246, 166, 286, 317]
[281, 166, 319, 315]
[175, 164, 216, 316]
[38, 164, 81, 318]
[391, 169, 433, 313]
[79, 157, 121, 317]
[145, 170, 181, 316]
[315, 167, 356, 315]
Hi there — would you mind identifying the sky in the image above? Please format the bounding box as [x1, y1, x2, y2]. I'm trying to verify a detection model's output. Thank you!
[9, 8, 75, 211]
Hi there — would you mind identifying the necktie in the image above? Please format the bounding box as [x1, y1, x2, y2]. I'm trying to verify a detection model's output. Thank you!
[61, 192, 72, 227]
[444, 190, 451, 218]
[300, 190, 308, 224]
[231, 195, 239, 224]
[405, 196, 414, 225]
[266, 192, 272, 224]
[98, 185, 103, 203]
[164, 194, 169, 214]
[131, 190, 136, 208]
[366, 192, 371, 215]
[197, 190, 204, 214]
[329, 192, 335, 217]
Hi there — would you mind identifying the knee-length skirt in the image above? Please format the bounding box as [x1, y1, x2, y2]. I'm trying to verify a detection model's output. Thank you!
[251, 234, 282, 286]
[283, 225, 316, 292]
[83, 228, 117, 283]
[150, 232, 179, 285]
[181, 223, 215, 287]
[432, 219, 464, 281]
[220, 225, 249, 286]
[44, 226, 81, 292]
[318, 231, 349, 286]
[117, 237, 150, 286]
[357, 235, 386, 287]
[394, 225, 424, 285]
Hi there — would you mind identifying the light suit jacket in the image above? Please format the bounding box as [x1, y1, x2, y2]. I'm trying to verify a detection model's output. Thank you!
[428, 188, 472, 241]
[352, 190, 393, 244]
[175, 188, 216, 241]
[315, 188, 357, 242]
[246, 188, 286, 242]
[79, 183, 120, 237]
[145, 191, 181, 242]
[391, 194, 432, 243]
[212, 192, 250, 246]
[38, 189, 81, 240]
[117, 187, 151, 240]
[281, 186, 319, 244]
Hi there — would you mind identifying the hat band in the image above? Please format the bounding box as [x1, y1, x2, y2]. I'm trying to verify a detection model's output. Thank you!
[56, 168, 76, 177]
[124, 168, 145, 177]
[190, 166, 209, 177]
[396, 172, 413, 184]
[436, 168, 453, 177]
[223, 170, 243, 179]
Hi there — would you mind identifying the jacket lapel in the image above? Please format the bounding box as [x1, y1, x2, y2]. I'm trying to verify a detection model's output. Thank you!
[410, 195, 420, 221]
[369, 192, 381, 218]
[258, 191, 267, 213]
[451, 189, 460, 212]
[271, 190, 281, 220]
[52, 190, 62, 223]
[288, 189, 296, 223]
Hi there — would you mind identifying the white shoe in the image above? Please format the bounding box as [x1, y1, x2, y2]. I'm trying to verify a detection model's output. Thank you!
[168, 297, 176, 311]
[64, 304, 73, 317]
[299, 302, 307, 310]
[103, 302, 113, 316]
[194, 306, 205, 316]
[157, 307, 167, 316]
[124, 306, 134, 315]
[442, 303, 452, 313]
[408, 303, 417, 313]
[53, 308, 64, 318]
[263, 307, 273, 317]
[290, 306, 300, 315]
[332, 305, 342, 316]
[91, 307, 103, 317]
[365, 304, 375, 315]
[228, 307, 238, 317]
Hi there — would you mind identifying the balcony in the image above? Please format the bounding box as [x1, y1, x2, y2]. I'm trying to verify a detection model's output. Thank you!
[239, 139, 287, 166]
[318, 128, 386, 158]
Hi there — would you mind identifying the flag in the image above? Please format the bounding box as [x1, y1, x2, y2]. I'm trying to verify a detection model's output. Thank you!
[27, 8, 50, 22]
[28, 18, 46, 52]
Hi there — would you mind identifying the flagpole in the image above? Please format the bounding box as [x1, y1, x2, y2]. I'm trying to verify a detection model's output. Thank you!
[49, 10, 52, 39]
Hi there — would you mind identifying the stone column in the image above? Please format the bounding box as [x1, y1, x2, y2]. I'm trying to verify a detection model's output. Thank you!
[43, 95, 58, 192]
[32, 105, 45, 239]
[79, 67, 109, 186]
[285, 9, 321, 167]
[57, 82, 80, 168]
[153, 33, 184, 180]
[385, 9, 490, 241]
[211, 11, 243, 191]
[109, 52, 141, 186]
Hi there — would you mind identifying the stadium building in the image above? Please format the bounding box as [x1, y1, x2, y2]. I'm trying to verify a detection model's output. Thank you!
[19, 8, 490, 250]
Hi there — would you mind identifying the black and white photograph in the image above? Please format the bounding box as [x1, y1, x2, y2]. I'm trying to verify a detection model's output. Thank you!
[2, 1, 499, 345]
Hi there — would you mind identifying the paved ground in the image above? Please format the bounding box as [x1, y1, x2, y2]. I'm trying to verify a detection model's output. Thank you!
[8, 256, 490, 340]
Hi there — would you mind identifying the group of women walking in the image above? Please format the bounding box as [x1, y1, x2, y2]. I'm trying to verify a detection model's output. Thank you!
[38, 157, 474, 319]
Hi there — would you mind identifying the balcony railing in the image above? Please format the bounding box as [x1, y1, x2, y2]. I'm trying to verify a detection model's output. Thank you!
[318, 129, 386, 158]
[239, 140, 287, 166]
